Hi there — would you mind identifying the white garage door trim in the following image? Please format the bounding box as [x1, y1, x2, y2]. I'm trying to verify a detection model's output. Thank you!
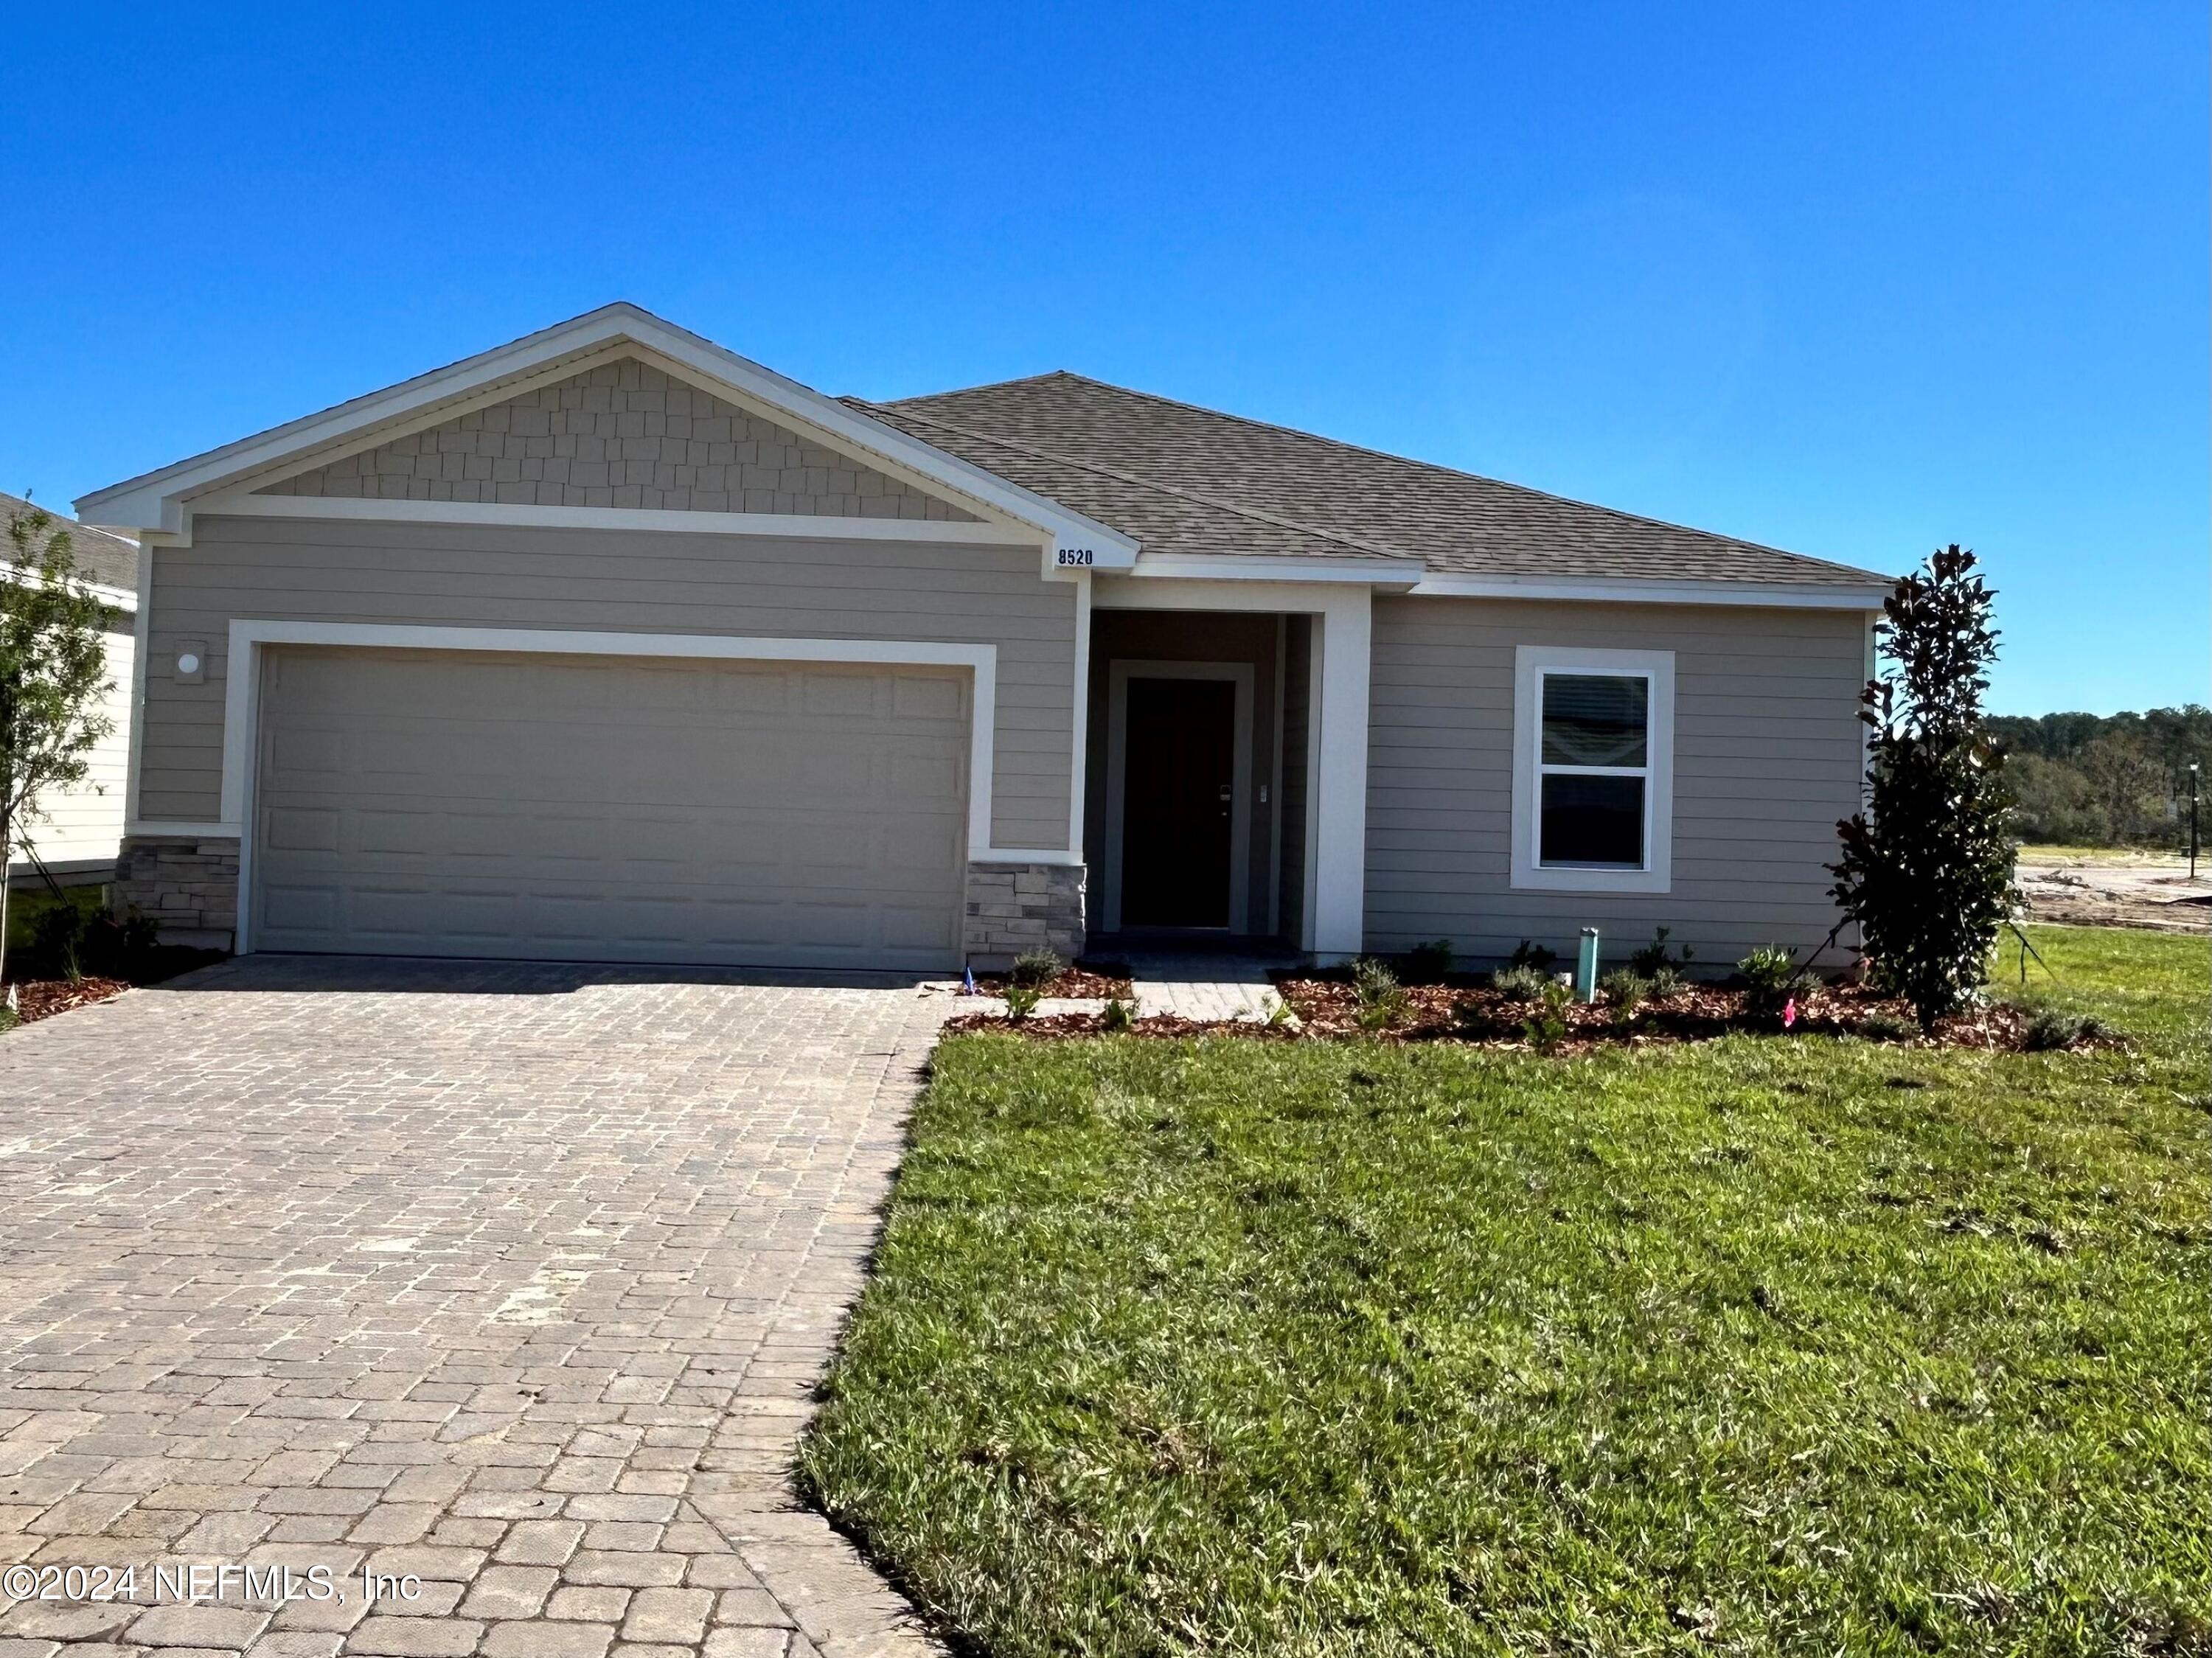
[215, 619, 1069, 954]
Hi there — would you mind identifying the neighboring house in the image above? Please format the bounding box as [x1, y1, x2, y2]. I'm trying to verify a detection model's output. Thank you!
[0, 492, 139, 890]
[76, 304, 1888, 967]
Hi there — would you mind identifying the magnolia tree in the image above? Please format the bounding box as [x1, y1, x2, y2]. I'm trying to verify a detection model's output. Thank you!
[1829, 546, 2015, 1028]
[1, 505, 116, 983]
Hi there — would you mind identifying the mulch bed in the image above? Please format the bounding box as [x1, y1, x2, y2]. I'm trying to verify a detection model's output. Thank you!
[945, 976, 2102, 1054]
[965, 963, 1135, 999]
[6, 976, 132, 1025]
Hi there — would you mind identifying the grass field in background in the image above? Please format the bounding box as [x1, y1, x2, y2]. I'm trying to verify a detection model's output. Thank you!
[802, 925, 2210, 1655]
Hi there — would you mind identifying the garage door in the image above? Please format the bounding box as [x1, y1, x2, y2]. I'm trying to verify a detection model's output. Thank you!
[250, 647, 969, 969]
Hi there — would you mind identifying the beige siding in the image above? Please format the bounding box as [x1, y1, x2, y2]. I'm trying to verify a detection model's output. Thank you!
[139, 515, 1075, 850]
[258, 358, 981, 520]
[1366, 596, 1868, 969]
[21, 618, 134, 870]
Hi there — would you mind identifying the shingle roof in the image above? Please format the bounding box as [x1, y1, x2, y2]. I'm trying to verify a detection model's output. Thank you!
[851, 371, 1884, 587]
[0, 490, 139, 593]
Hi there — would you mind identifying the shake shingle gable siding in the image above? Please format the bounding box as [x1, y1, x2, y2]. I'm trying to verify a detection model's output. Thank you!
[855, 372, 1882, 586]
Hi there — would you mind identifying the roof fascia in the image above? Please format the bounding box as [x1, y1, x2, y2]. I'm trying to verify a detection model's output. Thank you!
[1406, 572, 1891, 610]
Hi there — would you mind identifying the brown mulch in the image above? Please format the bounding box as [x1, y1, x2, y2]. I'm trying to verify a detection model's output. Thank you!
[6, 977, 131, 1026]
[966, 964, 1135, 999]
[945, 976, 2099, 1054]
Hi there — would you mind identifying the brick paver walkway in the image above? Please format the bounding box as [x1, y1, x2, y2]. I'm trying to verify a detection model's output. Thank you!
[0, 956, 950, 1658]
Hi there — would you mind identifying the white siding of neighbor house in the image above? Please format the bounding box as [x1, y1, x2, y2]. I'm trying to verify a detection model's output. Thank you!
[21, 617, 135, 872]
[1365, 596, 1868, 970]
[138, 515, 1076, 851]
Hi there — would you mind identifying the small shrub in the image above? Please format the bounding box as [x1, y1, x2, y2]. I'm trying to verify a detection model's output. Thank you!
[1008, 948, 1065, 989]
[31, 905, 88, 986]
[1628, 927, 1694, 976]
[1001, 983, 1042, 1022]
[1860, 1008, 1918, 1042]
[1599, 968, 1652, 1025]
[1404, 938, 1454, 983]
[1262, 992, 1296, 1028]
[1492, 964, 1552, 1002]
[1507, 938, 1557, 972]
[2024, 1006, 2115, 1052]
[1738, 945, 1798, 1021]
[1523, 980, 1571, 1053]
[1450, 997, 1492, 1037]
[1099, 996, 1135, 1031]
[1645, 964, 1683, 996]
[1351, 958, 1410, 1033]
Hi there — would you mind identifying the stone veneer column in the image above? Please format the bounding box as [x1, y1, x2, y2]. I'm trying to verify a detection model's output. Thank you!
[115, 835, 240, 950]
[963, 861, 1085, 968]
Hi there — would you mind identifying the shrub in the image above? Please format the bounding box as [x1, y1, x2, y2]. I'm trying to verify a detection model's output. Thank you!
[1645, 964, 1683, 996]
[1450, 997, 1493, 1037]
[1829, 546, 2017, 1029]
[1001, 983, 1042, 1022]
[1738, 946, 1798, 1021]
[29, 903, 88, 985]
[1628, 927, 1693, 977]
[1599, 968, 1652, 1024]
[1351, 958, 1410, 1032]
[1522, 980, 1570, 1053]
[1262, 992, 1296, 1028]
[1860, 1008, 1918, 1042]
[1008, 948, 1064, 989]
[1403, 938, 1454, 983]
[1491, 964, 1552, 1002]
[1100, 996, 1135, 1031]
[1507, 939, 1557, 972]
[2024, 1006, 2115, 1052]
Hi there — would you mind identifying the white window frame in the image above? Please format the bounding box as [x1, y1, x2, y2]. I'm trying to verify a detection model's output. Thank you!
[1511, 644, 1674, 894]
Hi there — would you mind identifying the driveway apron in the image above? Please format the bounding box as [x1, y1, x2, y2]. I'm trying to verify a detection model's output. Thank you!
[0, 955, 950, 1658]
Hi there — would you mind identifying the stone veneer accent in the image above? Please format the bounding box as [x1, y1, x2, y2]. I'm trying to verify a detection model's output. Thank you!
[964, 860, 1086, 968]
[257, 358, 981, 520]
[116, 835, 240, 948]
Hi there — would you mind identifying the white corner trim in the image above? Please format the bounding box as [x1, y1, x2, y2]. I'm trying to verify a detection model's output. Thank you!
[1102, 660, 1255, 934]
[76, 304, 1139, 568]
[1411, 572, 1891, 610]
[1509, 644, 1675, 895]
[195, 491, 1047, 546]
[215, 621, 1043, 887]
[122, 542, 155, 829]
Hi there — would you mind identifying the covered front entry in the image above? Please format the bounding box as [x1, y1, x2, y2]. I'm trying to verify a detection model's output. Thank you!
[1118, 672, 1242, 927]
[248, 645, 970, 969]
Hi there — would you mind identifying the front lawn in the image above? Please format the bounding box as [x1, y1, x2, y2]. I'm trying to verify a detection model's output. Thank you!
[801, 925, 2211, 1655]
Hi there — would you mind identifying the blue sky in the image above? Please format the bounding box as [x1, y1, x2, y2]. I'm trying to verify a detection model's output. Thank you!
[3, 2, 2202, 714]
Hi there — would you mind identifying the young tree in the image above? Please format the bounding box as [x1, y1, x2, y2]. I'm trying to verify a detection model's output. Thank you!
[1829, 546, 2015, 1028]
[1, 504, 116, 982]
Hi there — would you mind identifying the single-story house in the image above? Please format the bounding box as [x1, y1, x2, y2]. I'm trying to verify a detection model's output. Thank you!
[76, 304, 1888, 970]
[1, 492, 139, 891]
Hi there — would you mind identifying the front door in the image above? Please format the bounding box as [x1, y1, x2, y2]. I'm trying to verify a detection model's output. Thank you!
[1120, 676, 1236, 927]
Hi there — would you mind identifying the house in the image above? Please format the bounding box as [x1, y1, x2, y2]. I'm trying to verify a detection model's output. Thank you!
[75, 304, 1888, 970]
[1, 492, 139, 891]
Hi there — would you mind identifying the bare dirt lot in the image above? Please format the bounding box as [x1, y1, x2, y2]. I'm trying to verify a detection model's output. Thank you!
[2016, 849, 2212, 933]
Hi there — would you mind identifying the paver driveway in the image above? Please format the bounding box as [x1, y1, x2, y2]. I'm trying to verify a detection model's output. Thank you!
[0, 956, 953, 1658]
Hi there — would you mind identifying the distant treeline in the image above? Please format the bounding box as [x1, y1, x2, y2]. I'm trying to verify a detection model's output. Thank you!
[1987, 705, 2211, 848]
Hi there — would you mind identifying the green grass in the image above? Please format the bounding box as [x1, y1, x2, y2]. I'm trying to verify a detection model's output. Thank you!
[801, 925, 2211, 1656]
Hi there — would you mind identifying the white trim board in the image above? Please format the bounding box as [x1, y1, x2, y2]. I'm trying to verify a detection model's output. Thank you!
[1410, 572, 1891, 610]
[1510, 644, 1676, 895]
[215, 620, 1070, 950]
[1102, 660, 1255, 935]
[77, 304, 1138, 572]
[195, 492, 1047, 546]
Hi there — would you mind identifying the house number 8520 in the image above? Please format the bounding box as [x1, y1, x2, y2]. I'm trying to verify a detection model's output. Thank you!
[1055, 547, 1095, 566]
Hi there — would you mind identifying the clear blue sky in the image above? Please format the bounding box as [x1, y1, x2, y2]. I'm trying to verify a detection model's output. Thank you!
[4, 3, 2202, 714]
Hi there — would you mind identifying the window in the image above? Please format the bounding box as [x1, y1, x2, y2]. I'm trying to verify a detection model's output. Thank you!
[1512, 646, 1673, 893]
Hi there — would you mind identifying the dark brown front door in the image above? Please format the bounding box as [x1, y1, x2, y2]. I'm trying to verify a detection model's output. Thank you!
[1121, 676, 1235, 927]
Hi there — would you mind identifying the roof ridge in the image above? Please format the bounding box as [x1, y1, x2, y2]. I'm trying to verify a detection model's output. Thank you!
[909, 369, 1874, 576]
[850, 399, 1422, 564]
